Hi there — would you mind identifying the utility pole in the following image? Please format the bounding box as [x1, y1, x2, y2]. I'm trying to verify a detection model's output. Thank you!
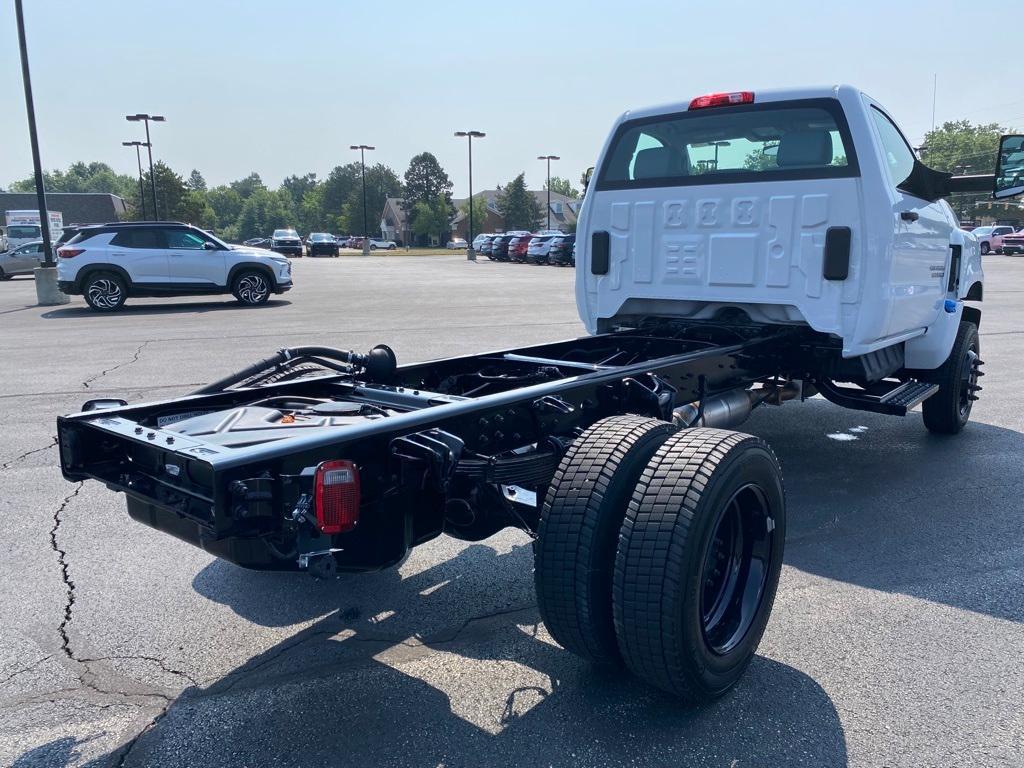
[537, 155, 560, 231]
[455, 131, 485, 260]
[126, 114, 165, 218]
[350, 144, 375, 256]
[15, 0, 67, 304]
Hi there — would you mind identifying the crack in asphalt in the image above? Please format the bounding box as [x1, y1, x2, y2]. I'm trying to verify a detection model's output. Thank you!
[0, 655, 52, 686]
[79, 655, 200, 688]
[82, 340, 152, 389]
[50, 483, 83, 664]
[0, 435, 57, 471]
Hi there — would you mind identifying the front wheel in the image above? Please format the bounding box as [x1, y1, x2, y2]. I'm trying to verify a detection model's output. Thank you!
[83, 272, 127, 312]
[922, 321, 981, 434]
[232, 270, 272, 306]
[370, 244, 377, 251]
[0, 267, 10, 281]
[980, 242, 990, 255]
[613, 428, 786, 703]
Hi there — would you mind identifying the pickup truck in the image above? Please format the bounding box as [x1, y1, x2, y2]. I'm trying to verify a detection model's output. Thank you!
[57, 85, 1023, 704]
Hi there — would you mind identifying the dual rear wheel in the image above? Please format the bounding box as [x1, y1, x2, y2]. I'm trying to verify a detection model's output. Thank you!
[535, 416, 786, 703]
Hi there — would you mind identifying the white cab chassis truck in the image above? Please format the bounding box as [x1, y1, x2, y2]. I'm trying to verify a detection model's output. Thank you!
[58, 86, 1023, 704]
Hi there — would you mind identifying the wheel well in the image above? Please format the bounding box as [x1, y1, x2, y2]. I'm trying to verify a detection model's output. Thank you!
[962, 304, 981, 328]
[965, 281, 983, 302]
[228, 263, 276, 288]
[77, 264, 132, 290]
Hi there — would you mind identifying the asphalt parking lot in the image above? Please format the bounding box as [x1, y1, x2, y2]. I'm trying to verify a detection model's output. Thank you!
[1, 254, 1022, 767]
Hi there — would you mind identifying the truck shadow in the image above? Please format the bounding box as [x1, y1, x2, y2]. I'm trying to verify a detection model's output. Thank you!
[745, 398, 1024, 624]
[26, 542, 846, 767]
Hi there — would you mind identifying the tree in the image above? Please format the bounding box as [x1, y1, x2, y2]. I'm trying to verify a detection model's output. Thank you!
[545, 176, 579, 199]
[496, 173, 542, 231]
[403, 152, 453, 217]
[206, 186, 244, 236]
[340, 163, 402, 235]
[281, 173, 318, 205]
[459, 194, 488, 239]
[9, 161, 136, 200]
[922, 120, 1011, 221]
[127, 161, 190, 222]
[410, 194, 452, 244]
[320, 164, 362, 230]
[230, 172, 265, 199]
[186, 169, 207, 191]
[234, 188, 296, 241]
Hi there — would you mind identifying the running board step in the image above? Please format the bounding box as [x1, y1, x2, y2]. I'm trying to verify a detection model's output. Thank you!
[879, 381, 939, 410]
[817, 379, 939, 416]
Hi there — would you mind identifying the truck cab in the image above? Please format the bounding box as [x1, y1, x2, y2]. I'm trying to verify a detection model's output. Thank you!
[576, 86, 998, 371]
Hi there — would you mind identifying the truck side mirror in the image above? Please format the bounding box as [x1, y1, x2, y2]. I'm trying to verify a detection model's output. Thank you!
[582, 166, 594, 196]
[994, 135, 1024, 199]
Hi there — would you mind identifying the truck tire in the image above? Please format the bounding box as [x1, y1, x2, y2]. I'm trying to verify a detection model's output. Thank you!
[83, 271, 127, 312]
[980, 242, 990, 255]
[613, 428, 786, 702]
[922, 321, 980, 435]
[535, 415, 677, 665]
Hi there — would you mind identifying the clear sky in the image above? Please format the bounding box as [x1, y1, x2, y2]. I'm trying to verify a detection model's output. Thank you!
[2, 0, 1022, 196]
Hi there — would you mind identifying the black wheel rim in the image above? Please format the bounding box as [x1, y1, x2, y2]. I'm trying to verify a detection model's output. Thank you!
[958, 344, 979, 419]
[699, 483, 774, 655]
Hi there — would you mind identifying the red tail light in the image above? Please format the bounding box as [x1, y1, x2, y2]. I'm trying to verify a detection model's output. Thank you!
[314, 460, 360, 534]
[689, 91, 754, 110]
[58, 248, 84, 258]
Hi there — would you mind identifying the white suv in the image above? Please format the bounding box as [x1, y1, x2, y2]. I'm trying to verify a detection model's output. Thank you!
[57, 223, 293, 312]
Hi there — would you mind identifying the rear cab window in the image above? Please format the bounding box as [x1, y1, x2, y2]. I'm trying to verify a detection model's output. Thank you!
[596, 98, 858, 190]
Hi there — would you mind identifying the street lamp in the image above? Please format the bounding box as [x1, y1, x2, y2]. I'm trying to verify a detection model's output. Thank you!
[126, 113, 165, 219]
[122, 141, 150, 219]
[537, 155, 560, 231]
[455, 131, 485, 260]
[350, 144, 375, 256]
[14, 0, 67, 305]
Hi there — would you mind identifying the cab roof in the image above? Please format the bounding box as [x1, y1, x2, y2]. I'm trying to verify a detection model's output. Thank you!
[618, 85, 867, 123]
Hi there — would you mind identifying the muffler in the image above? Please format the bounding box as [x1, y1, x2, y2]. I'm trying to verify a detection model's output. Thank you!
[673, 381, 802, 430]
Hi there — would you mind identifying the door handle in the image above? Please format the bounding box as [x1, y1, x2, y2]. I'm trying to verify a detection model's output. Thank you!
[900, 210, 919, 222]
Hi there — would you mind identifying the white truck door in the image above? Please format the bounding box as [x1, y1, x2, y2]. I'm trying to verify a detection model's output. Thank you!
[866, 104, 952, 337]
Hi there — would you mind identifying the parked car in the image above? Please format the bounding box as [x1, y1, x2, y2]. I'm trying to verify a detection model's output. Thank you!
[524, 235, 558, 264]
[971, 225, 1017, 254]
[56, 222, 293, 311]
[446, 237, 468, 250]
[270, 228, 303, 258]
[471, 233, 490, 252]
[307, 232, 340, 257]
[343, 236, 364, 249]
[489, 234, 515, 261]
[508, 233, 538, 262]
[478, 235, 497, 258]
[1000, 229, 1024, 255]
[548, 234, 577, 266]
[0, 240, 45, 279]
[368, 238, 397, 251]
[243, 237, 272, 249]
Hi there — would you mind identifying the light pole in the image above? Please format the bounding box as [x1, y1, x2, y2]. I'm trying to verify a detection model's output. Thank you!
[455, 131, 485, 260]
[537, 154, 560, 231]
[350, 145, 375, 256]
[126, 113, 165, 219]
[122, 141, 149, 219]
[14, 0, 67, 304]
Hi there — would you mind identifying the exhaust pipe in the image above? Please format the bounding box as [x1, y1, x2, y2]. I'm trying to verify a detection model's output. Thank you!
[673, 381, 802, 430]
